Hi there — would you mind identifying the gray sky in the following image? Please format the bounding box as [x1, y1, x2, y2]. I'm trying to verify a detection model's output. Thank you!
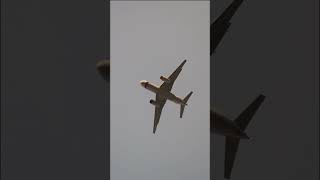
[111, 1, 209, 180]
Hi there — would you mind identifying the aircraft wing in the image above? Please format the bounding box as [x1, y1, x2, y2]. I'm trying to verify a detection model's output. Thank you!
[211, 0, 244, 55]
[234, 94, 266, 131]
[153, 94, 167, 133]
[160, 59, 187, 92]
[224, 136, 240, 179]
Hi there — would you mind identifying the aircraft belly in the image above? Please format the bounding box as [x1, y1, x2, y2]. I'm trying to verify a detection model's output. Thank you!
[145, 83, 159, 94]
[166, 93, 181, 104]
[211, 111, 242, 137]
[157, 91, 181, 104]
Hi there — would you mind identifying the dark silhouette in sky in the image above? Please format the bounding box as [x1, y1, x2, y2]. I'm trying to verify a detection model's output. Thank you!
[210, 95, 265, 178]
[97, 59, 110, 82]
[211, 0, 243, 55]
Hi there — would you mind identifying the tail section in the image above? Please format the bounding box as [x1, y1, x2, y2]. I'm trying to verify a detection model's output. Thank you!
[224, 94, 266, 179]
[180, 91, 193, 118]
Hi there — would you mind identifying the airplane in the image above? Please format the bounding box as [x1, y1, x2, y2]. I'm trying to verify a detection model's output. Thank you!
[211, 94, 265, 179]
[211, 0, 244, 55]
[96, 0, 259, 177]
[139, 60, 193, 133]
[96, 61, 265, 178]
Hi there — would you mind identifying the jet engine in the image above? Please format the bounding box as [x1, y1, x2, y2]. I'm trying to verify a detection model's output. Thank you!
[150, 99, 159, 107]
[160, 76, 170, 83]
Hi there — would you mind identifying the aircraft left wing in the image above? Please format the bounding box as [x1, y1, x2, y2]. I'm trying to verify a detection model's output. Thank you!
[153, 94, 167, 133]
[211, 0, 244, 55]
[160, 59, 187, 92]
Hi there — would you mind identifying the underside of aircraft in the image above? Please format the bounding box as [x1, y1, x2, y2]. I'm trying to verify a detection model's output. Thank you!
[140, 60, 193, 133]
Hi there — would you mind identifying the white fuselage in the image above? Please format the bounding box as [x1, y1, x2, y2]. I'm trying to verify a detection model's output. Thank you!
[140, 80, 185, 105]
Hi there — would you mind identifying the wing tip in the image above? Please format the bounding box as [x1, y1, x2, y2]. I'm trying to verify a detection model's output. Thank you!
[181, 59, 187, 66]
[259, 94, 266, 100]
[153, 127, 156, 134]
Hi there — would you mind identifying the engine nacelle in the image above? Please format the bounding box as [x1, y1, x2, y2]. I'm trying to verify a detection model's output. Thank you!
[149, 99, 159, 107]
[160, 76, 170, 83]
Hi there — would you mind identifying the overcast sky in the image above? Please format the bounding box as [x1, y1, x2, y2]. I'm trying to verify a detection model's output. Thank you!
[111, 1, 209, 180]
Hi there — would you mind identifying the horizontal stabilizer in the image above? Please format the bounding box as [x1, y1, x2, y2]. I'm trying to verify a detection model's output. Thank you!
[180, 91, 193, 118]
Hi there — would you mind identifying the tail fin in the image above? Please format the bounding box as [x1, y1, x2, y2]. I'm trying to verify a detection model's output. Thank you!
[234, 94, 266, 131]
[180, 91, 193, 118]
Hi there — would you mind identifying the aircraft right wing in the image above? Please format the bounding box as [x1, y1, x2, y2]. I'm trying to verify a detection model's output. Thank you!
[224, 136, 241, 179]
[211, 0, 244, 55]
[153, 94, 167, 133]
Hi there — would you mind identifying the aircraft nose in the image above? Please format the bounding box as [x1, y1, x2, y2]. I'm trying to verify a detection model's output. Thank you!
[140, 80, 147, 87]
